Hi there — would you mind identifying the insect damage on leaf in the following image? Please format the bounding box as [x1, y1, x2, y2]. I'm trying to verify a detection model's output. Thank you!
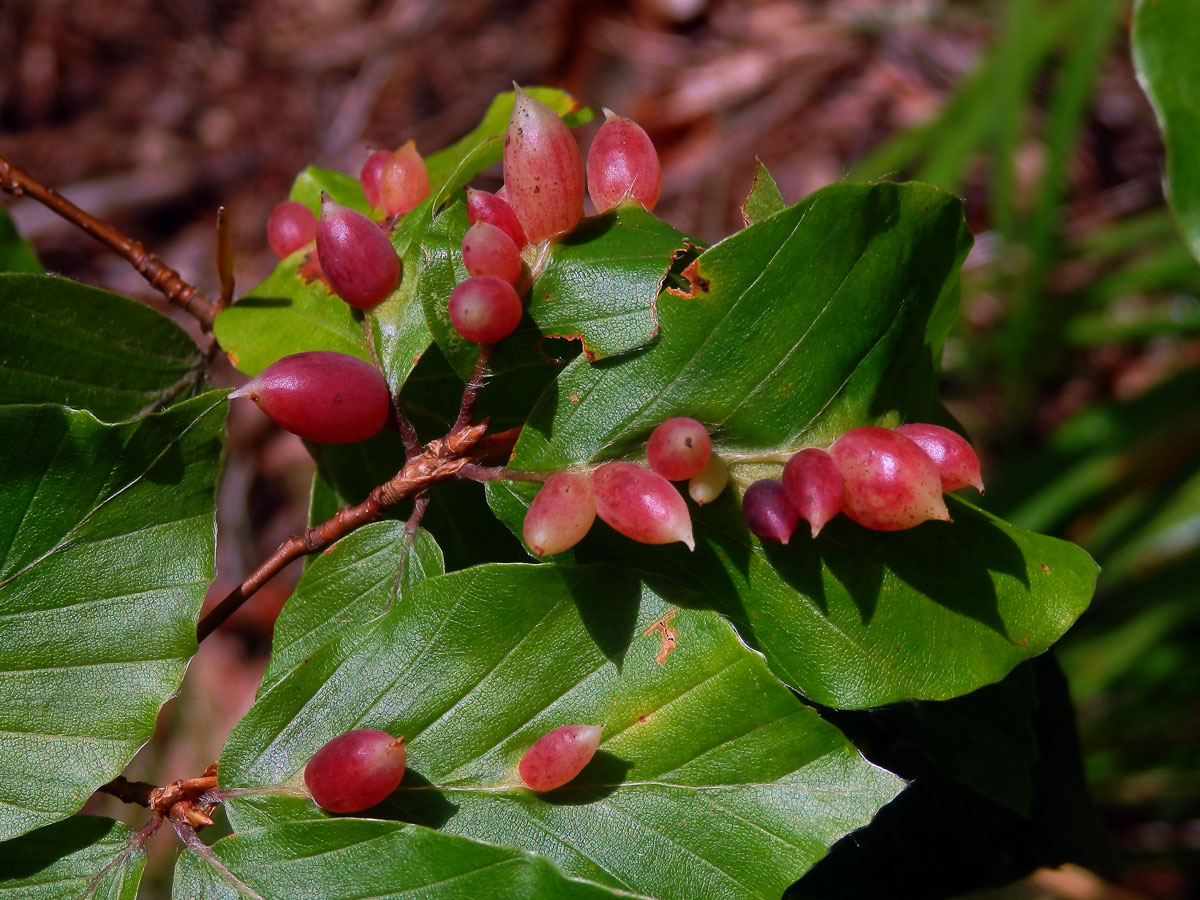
[666, 257, 711, 299]
[643, 609, 679, 665]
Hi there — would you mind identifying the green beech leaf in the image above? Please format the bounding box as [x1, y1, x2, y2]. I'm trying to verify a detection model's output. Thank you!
[172, 816, 645, 900]
[0, 274, 204, 420]
[0, 393, 225, 839]
[487, 483, 1096, 709]
[510, 182, 970, 467]
[741, 161, 786, 225]
[527, 206, 693, 361]
[1133, 0, 1200, 263]
[0, 206, 40, 274]
[634, 493, 1096, 708]
[494, 183, 1097, 706]
[220, 562, 904, 900]
[0, 816, 145, 898]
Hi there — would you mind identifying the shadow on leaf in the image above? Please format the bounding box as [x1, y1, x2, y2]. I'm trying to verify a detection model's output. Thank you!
[536, 750, 632, 805]
[386, 769, 459, 829]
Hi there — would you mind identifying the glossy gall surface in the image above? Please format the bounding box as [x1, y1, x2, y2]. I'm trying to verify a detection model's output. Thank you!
[316, 195, 400, 309]
[304, 729, 407, 813]
[782, 448, 844, 537]
[586, 112, 662, 213]
[236, 350, 390, 444]
[519, 724, 602, 792]
[593, 461, 694, 549]
[830, 426, 951, 531]
[523, 472, 596, 557]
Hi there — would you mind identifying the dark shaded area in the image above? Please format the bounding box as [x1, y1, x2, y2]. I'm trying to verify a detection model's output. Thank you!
[0, 815, 124, 882]
[789, 655, 1110, 899]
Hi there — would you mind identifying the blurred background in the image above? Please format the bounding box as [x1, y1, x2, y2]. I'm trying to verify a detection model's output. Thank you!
[2, 1, 1197, 897]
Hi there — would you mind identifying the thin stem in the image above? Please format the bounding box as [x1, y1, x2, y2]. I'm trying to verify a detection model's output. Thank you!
[389, 495, 430, 606]
[528, 238, 554, 282]
[0, 153, 220, 329]
[453, 344, 493, 434]
[96, 776, 156, 808]
[196, 421, 512, 641]
[76, 813, 163, 900]
[171, 813, 266, 900]
[391, 404, 422, 461]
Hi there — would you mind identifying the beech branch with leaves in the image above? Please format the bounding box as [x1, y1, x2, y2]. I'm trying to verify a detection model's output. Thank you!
[0, 84, 1101, 900]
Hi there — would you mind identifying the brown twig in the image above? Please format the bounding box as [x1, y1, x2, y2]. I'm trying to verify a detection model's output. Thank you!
[196, 421, 514, 641]
[454, 344, 493, 434]
[0, 152, 220, 329]
[97, 775, 157, 808]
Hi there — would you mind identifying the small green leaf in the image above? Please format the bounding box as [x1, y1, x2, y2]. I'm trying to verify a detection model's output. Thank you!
[221, 562, 904, 900]
[0, 393, 225, 839]
[741, 160, 786, 225]
[528, 206, 693, 361]
[172, 816, 646, 900]
[214, 256, 369, 377]
[0, 273, 203, 420]
[0, 815, 145, 898]
[288, 165, 372, 216]
[1133, 0, 1200, 263]
[0, 206, 40, 274]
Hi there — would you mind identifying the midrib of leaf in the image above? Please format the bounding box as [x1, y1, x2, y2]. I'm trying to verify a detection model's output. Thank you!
[717, 230, 900, 431]
[0, 422, 72, 579]
[239, 586, 478, 777]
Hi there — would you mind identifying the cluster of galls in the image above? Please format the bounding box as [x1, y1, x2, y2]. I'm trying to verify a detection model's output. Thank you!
[304, 723, 602, 813]
[449, 90, 661, 345]
[522, 418, 983, 558]
[243, 90, 662, 443]
[743, 424, 984, 543]
[264, 87, 661, 348]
